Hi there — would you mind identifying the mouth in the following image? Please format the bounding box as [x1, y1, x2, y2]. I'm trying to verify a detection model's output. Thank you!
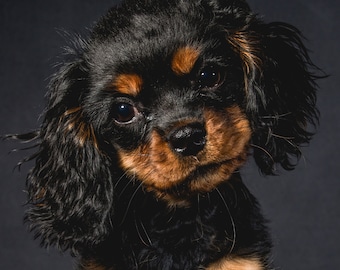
[148, 157, 244, 205]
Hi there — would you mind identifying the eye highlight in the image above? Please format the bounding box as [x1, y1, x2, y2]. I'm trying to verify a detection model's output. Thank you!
[198, 66, 224, 89]
[113, 102, 138, 124]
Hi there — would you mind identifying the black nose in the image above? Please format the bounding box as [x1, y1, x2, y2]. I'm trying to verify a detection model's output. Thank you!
[168, 123, 206, 156]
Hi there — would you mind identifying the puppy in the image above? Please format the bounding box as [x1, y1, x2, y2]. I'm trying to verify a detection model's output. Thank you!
[18, 0, 319, 269]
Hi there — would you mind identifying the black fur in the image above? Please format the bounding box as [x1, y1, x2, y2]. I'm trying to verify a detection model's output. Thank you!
[82, 176, 271, 269]
[12, 0, 319, 269]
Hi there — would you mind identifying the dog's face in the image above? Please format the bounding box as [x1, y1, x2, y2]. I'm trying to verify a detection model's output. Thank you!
[25, 0, 318, 251]
[85, 9, 253, 203]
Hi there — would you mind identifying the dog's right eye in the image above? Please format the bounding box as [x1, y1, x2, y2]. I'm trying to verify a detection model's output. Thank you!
[113, 102, 138, 124]
[198, 65, 224, 89]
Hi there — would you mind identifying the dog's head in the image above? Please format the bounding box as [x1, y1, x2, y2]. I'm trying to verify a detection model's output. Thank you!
[25, 0, 318, 252]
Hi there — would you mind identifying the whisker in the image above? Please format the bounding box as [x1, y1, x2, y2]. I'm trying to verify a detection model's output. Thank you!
[194, 194, 204, 241]
[114, 171, 130, 190]
[259, 112, 292, 120]
[119, 181, 143, 226]
[272, 133, 303, 156]
[135, 215, 152, 247]
[250, 143, 275, 166]
[271, 133, 295, 140]
[215, 188, 236, 254]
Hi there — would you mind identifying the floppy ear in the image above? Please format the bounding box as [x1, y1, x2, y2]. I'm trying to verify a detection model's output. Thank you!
[229, 20, 319, 174]
[25, 44, 114, 253]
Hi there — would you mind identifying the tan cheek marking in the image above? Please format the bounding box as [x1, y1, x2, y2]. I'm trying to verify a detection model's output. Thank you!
[171, 46, 200, 75]
[118, 130, 196, 191]
[207, 257, 264, 270]
[113, 74, 143, 96]
[189, 106, 251, 193]
[204, 106, 251, 161]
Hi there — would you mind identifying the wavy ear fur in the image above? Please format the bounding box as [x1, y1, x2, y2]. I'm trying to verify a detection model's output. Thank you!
[25, 41, 114, 253]
[250, 22, 319, 174]
[224, 9, 319, 174]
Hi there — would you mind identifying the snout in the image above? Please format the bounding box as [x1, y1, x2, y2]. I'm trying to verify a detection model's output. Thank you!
[118, 106, 251, 202]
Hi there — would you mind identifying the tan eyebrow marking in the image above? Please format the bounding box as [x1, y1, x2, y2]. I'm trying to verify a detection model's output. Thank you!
[171, 46, 200, 76]
[113, 74, 143, 96]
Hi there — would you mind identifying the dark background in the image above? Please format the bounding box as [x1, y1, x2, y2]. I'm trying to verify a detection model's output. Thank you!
[1, 0, 339, 269]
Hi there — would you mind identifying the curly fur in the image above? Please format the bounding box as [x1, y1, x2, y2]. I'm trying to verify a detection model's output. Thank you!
[13, 0, 319, 269]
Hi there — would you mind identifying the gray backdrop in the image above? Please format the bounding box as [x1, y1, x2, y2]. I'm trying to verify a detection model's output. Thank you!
[1, 0, 339, 269]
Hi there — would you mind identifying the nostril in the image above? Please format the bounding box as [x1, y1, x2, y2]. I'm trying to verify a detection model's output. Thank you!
[168, 123, 206, 156]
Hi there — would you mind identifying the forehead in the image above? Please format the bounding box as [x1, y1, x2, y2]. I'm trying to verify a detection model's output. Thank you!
[89, 10, 209, 70]
[87, 8, 233, 94]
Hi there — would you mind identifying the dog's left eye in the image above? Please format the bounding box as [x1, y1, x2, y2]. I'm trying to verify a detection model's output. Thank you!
[198, 66, 224, 89]
[113, 103, 138, 124]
